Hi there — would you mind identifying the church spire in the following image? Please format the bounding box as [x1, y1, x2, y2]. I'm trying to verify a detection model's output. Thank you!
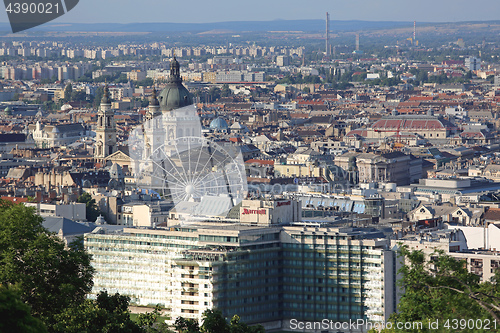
[169, 57, 181, 83]
[149, 86, 159, 106]
[101, 84, 111, 105]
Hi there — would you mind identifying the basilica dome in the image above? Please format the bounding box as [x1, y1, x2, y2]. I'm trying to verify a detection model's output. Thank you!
[158, 57, 193, 111]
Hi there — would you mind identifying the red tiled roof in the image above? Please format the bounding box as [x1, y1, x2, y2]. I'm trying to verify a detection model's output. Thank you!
[1, 196, 30, 203]
[485, 208, 500, 221]
[290, 113, 309, 118]
[345, 129, 368, 137]
[245, 159, 274, 166]
[408, 96, 435, 101]
[297, 100, 325, 105]
[398, 101, 421, 108]
[247, 177, 271, 183]
[372, 118, 446, 131]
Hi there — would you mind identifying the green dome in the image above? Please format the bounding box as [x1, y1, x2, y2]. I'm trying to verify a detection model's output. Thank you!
[158, 57, 193, 111]
[4, 106, 12, 115]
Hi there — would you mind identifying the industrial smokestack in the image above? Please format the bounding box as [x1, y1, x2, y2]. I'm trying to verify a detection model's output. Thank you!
[413, 21, 416, 45]
[326, 12, 330, 58]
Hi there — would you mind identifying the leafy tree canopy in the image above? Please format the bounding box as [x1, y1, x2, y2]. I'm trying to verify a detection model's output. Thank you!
[376, 246, 500, 333]
[174, 309, 264, 333]
[77, 192, 102, 222]
[53, 291, 144, 333]
[0, 200, 94, 332]
[0, 284, 47, 333]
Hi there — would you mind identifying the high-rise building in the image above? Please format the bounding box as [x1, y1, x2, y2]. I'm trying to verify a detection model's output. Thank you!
[84, 199, 400, 331]
[277, 55, 290, 67]
[465, 56, 481, 71]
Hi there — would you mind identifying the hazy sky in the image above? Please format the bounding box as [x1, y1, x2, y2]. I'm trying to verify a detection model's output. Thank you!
[1, 0, 499, 25]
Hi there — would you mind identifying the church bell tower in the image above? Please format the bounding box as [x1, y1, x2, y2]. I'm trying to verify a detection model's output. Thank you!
[94, 84, 117, 160]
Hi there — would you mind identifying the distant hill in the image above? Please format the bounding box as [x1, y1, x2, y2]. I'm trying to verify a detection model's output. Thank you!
[0, 19, 499, 36]
[0, 20, 417, 33]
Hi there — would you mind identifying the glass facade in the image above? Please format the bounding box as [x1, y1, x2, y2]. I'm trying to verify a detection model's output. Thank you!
[84, 225, 395, 327]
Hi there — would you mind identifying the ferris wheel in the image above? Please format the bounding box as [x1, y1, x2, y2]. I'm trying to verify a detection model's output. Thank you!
[136, 136, 247, 205]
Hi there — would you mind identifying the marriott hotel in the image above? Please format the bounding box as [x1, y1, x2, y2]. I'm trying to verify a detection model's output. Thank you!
[84, 198, 399, 332]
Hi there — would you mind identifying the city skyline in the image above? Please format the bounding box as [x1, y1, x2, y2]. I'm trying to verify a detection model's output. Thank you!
[0, 0, 499, 26]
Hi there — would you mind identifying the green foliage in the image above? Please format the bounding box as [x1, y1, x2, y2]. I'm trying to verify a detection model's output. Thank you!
[174, 309, 264, 333]
[175, 317, 200, 333]
[221, 84, 232, 98]
[93, 86, 105, 108]
[0, 200, 94, 332]
[77, 192, 102, 222]
[381, 246, 500, 333]
[136, 78, 154, 87]
[64, 83, 73, 102]
[71, 90, 88, 103]
[115, 73, 129, 84]
[229, 315, 265, 333]
[276, 73, 322, 85]
[207, 87, 221, 102]
[53, 291, 143, 333]
[137, 305, 172, 333]
[0, 284, 47, 333]
[201, 309, 229, 333]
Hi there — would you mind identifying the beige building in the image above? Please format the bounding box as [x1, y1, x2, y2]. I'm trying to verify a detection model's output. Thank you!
[408, 203, 473, 225]
[274, 164, 323, 178]
[119, 202, 172, 227]
[334, 151, 415, 186]
[202, 72, 216, 83]
[345, 114, 456, 142]
[127, 70, 146, 82]
[29, 121, 87, 148]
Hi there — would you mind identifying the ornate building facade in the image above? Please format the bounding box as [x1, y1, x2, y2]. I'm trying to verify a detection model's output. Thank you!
[94, 85, 117, 160]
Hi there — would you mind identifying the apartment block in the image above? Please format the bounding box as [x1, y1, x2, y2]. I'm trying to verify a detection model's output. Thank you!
[84, 223, 399, 331]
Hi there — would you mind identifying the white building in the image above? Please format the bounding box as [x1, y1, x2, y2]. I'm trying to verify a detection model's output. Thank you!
[25, 202, 86, 221]
[465, 57, 481, 71]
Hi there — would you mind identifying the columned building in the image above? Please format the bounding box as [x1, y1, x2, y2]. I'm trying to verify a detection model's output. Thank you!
[94, 84, 116, 160]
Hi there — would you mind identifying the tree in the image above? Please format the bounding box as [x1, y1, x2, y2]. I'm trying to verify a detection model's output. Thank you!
[138, 305, 172, 333]
[77, 192, 102, 222]
[174, 309, 264, 333]
[0, 284, 47, 333]
[64, 83, 73, 102]
[71, 90, 87, 103]
[53, 291, 143, 333]
[0, 200, 94, 332]
[115, 73, 129, 84]
[136, 78, 154, 87]
[379, 246, 499, 332]
[207, 87, 221, 102]
[229, 315, 264, 333]
[201, 309, 229, 333]
[93, 86, 105, 109]
[174, 317, 199, 333]
[221, 84, 232, 98]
